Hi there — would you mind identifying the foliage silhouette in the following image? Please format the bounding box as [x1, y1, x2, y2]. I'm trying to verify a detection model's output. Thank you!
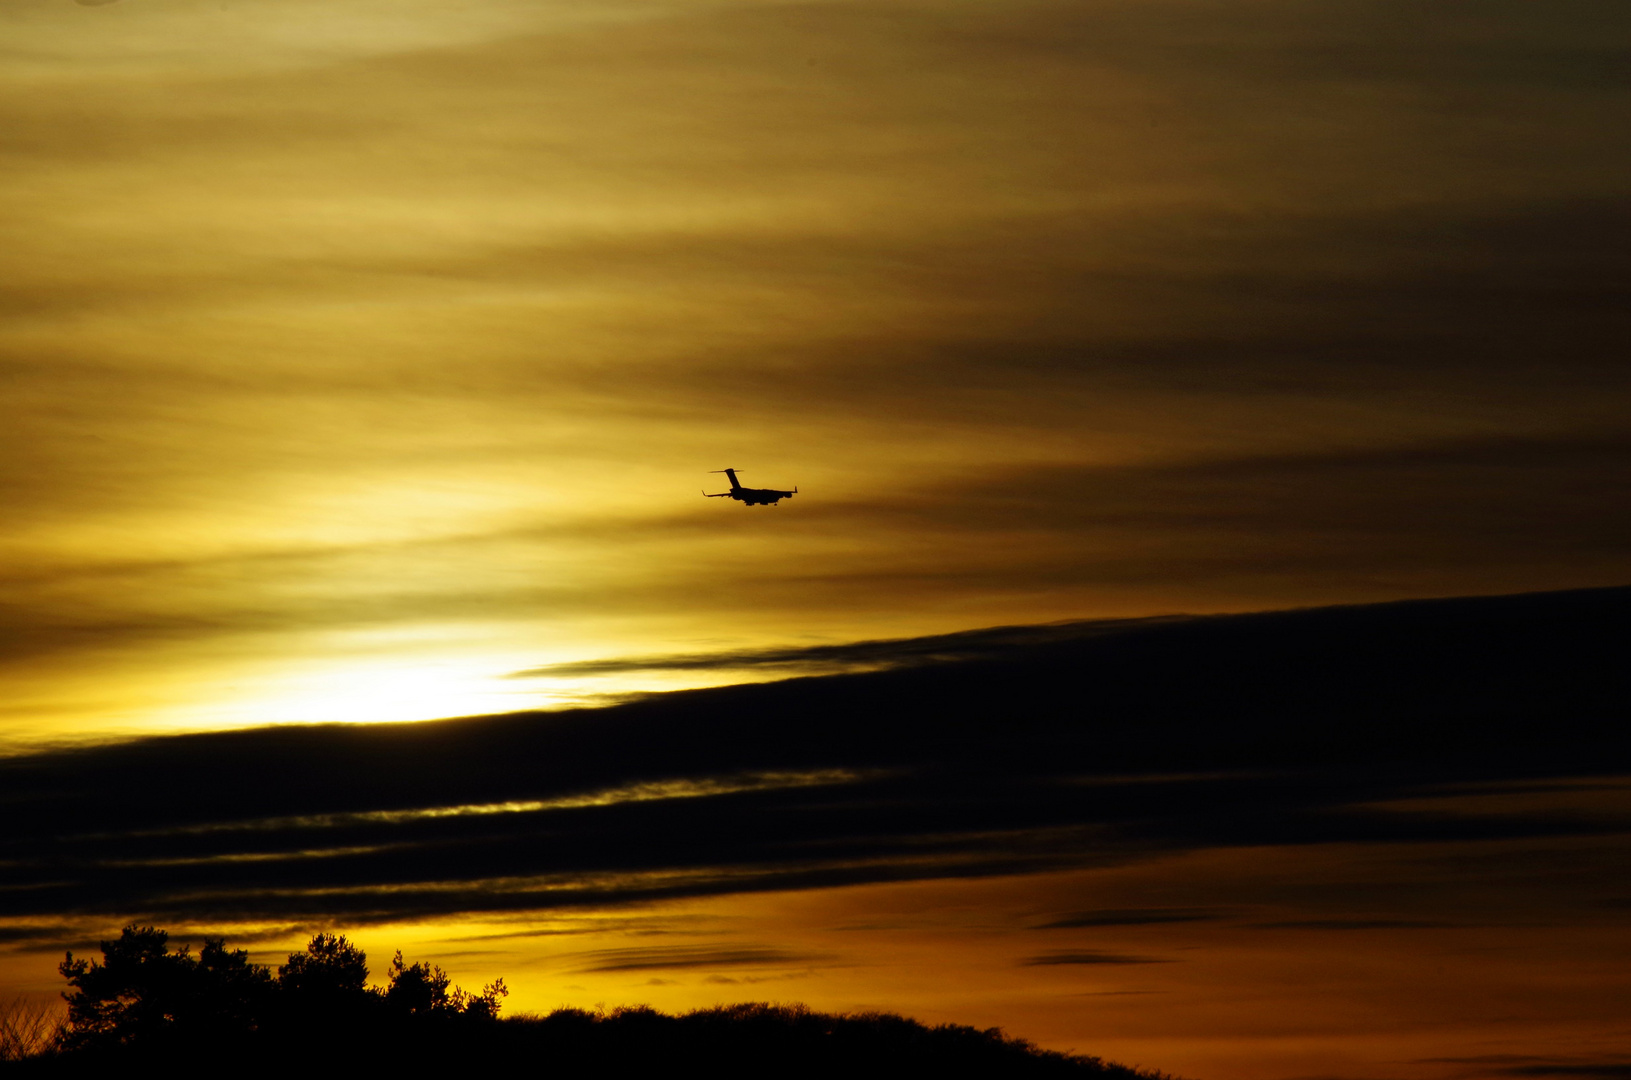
[11, 926, 1167, 1077]
[275, 931, 370, 1018]
[57, 926, 273, 1052]
[34, 925, 507, 1067]
[0, 999, 63, 1063]
[384, 950, 507, 1018]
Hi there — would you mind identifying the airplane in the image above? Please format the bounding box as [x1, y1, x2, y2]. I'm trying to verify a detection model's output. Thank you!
[703, 468, 797, 506]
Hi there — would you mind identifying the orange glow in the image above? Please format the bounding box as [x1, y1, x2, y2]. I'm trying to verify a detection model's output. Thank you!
[4, 0, 1629, 748]
[8, 834, 1629, 1079]
[2, 1, 1628, 1074]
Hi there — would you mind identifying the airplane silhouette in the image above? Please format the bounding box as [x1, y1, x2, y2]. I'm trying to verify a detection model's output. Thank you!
[704, 468, 797, 506]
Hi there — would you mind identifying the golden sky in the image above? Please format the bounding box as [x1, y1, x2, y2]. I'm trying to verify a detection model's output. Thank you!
[3, 5, 1630, 1076]
[4, 0, 1629, 746]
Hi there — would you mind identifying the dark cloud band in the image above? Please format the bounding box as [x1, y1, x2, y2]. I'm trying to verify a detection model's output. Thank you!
[1, 585, 1628, 951]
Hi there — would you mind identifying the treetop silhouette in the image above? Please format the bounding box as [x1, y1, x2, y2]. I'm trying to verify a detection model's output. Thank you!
[56, 924, 505, 1056]
[35, 924, 1161, 1076]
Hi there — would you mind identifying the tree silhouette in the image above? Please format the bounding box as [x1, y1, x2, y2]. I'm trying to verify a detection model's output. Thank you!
[384, 951, 455, 1015]
[52, 925, 509, 1059]
[58, 926, 271, 1051]
[42, 925, 1155, 1076]
[384, 950, 509, 1019]
[276, 932, 370, 1009]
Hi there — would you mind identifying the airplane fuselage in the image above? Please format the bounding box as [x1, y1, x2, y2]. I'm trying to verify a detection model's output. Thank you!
[705, 468, 796, 506]
[729, 487, 793, 506]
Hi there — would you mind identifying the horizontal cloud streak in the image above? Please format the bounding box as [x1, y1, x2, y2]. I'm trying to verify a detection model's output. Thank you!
[104, 770, 868, 841]
[1035, 909, 1220, 929]
[510, 618, 1186, 678]
[0, 587, 1627, 941]
[1, 0, 1629, 744]
[1020, 952, 1167, 967]
[1424, 1060, 1631, 1080]
[570, 947, 826, 973]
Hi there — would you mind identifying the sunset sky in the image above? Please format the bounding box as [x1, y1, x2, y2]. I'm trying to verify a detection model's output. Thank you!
[2, 1, 1629, 1076]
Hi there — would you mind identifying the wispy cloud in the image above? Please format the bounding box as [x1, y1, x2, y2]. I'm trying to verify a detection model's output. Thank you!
[101, 770, 868, 841]
[1420, 1057, 1631, 1080]
[1248, 919, 1452, 931]
[1020, 952, 1167, 966]
[508, 617, 1188, 679]
[569, 947, 827, 973]
[1035, 908, 1221, 929]
[2, 0, 1629, 746]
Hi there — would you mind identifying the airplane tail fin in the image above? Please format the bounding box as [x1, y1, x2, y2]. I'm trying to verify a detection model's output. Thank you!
[708, 468, 743, 490]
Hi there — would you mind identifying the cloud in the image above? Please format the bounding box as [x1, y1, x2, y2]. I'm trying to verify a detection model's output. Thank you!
[849, 435, 1631, 572]
[1248, 919, 1451, 931]
[0, 586, 1627, 935]
[0, 924, 80, 946]
[1035, 909, 1220, 929]
[509, 616, 1188, 679]
[1020, 952, 1167, 967]
[1420, 1058, 1631, 1080]
[569, 947, 824, 973]
[3, 0, 1630, 749]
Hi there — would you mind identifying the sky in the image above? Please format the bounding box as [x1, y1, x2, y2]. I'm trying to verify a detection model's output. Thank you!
[3, 591, 1630, 1079]
[2, 0, 1630, 1075]
[3, 0, 1628, 746]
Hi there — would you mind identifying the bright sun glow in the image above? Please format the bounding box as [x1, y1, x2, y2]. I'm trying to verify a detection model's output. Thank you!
[160, 650, 552, 731]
